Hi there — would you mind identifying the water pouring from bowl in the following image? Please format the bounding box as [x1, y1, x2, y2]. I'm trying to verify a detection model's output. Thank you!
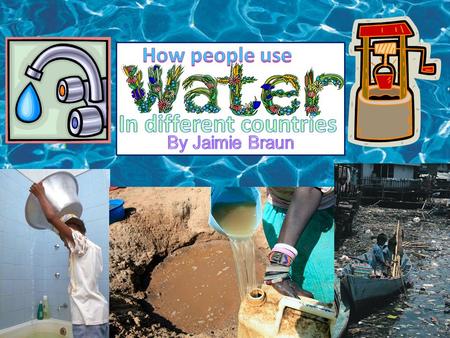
[209, 187, 262, 300]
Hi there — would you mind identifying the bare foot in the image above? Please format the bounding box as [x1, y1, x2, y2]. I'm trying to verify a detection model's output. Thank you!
[271, 279, 314, 299]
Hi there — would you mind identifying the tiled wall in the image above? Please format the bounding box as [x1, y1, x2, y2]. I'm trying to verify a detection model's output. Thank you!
[0, 170, 110, 330]
[0, 170, 35, 328]
[32, 228, 71, 322]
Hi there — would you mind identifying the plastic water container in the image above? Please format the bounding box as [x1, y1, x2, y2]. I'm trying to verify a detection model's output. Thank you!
[209, 187, 262, 238]
[25, 171, 82, 230]
[109, 199, 125, 224]
[238, 285, 335, 337]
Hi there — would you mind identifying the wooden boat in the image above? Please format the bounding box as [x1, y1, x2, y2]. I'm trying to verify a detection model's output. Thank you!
[341, 274, 405, 315]
[340, 252, 411, 316]
[332, 279, 351, 338]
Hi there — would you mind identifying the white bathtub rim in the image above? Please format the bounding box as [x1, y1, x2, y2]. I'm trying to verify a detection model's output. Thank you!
[0, 318, 71, 335]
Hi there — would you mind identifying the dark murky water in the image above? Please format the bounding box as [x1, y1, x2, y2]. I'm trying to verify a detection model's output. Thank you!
[336, 206, 449, 337]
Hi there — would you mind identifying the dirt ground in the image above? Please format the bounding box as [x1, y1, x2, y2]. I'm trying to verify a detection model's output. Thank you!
[335, 205, 450, 337]
[109, 187, 269, 337]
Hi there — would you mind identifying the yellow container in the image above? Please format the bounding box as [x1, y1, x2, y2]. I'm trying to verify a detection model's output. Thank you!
[238, 285, 335, 338]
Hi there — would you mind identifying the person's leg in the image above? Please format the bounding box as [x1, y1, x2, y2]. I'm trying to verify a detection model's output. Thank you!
[84, 323, 109, 338]
[72, 324, 86, 338]
[291, 207, 334, 303]
[263, 199, 335, 302]
[262, 202, 284, 249]
[277, 188, 322, 246]
[262, 202, 314, 298]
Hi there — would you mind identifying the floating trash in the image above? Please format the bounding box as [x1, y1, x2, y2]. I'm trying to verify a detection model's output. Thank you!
[336, 206, 449, 337]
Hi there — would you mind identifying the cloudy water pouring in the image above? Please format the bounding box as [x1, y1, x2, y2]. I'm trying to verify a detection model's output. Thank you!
[210, 187, 262, 300]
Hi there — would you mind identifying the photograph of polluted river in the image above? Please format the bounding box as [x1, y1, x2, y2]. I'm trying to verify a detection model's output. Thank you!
[335, 164, 450, 337]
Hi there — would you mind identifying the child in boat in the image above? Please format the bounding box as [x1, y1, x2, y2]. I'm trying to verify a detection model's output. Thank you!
[263, 187, 335, 304]
[30, 182, 109, 338]
[370, 233, 389, 272]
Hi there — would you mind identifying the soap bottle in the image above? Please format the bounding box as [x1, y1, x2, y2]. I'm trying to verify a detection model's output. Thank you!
[43, 295, 50, 319]
[37, 301, 44, 320]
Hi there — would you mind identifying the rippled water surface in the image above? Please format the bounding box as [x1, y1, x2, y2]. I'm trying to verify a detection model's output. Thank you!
[0, 0, 448, 185]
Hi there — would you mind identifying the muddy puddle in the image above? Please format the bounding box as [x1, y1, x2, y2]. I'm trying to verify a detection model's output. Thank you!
[109, 187, 268, 337]
[336, 206, 450, 337]
[148, 240, 264, 334]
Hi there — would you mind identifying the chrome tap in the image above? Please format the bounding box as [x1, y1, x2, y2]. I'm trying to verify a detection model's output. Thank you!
[25, 44, 107, 137]
[26, 44, 103, 101]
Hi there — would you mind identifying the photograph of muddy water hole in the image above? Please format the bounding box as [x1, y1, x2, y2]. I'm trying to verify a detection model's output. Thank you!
[107, 167, 449, 338]
[109, 187, 266, 337]
[335, 164, 450, 337]
[109, 187, 339, 337]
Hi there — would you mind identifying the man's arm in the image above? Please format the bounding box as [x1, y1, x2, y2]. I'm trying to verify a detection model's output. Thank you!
[29, 182, 74, 245]
[277, 187, 322, 247]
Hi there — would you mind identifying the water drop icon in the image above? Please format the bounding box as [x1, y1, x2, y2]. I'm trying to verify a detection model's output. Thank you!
[16, 83, 42, 123]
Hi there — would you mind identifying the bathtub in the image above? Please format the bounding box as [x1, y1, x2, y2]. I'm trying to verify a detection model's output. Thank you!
[0, 319, 72, 338]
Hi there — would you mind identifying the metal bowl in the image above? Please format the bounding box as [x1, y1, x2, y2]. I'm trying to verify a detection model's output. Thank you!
[25, 171, 83, 230]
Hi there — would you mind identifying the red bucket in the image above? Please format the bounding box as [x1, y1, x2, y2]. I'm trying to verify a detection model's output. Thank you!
[375, 73, 394, 89]
[374, 64, 395, 90]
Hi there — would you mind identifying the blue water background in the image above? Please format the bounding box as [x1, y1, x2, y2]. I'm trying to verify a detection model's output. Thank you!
[0, 0, 448, 186]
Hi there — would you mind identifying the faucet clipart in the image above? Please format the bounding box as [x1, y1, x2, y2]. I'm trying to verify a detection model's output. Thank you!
[22, 44, 107, 137]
